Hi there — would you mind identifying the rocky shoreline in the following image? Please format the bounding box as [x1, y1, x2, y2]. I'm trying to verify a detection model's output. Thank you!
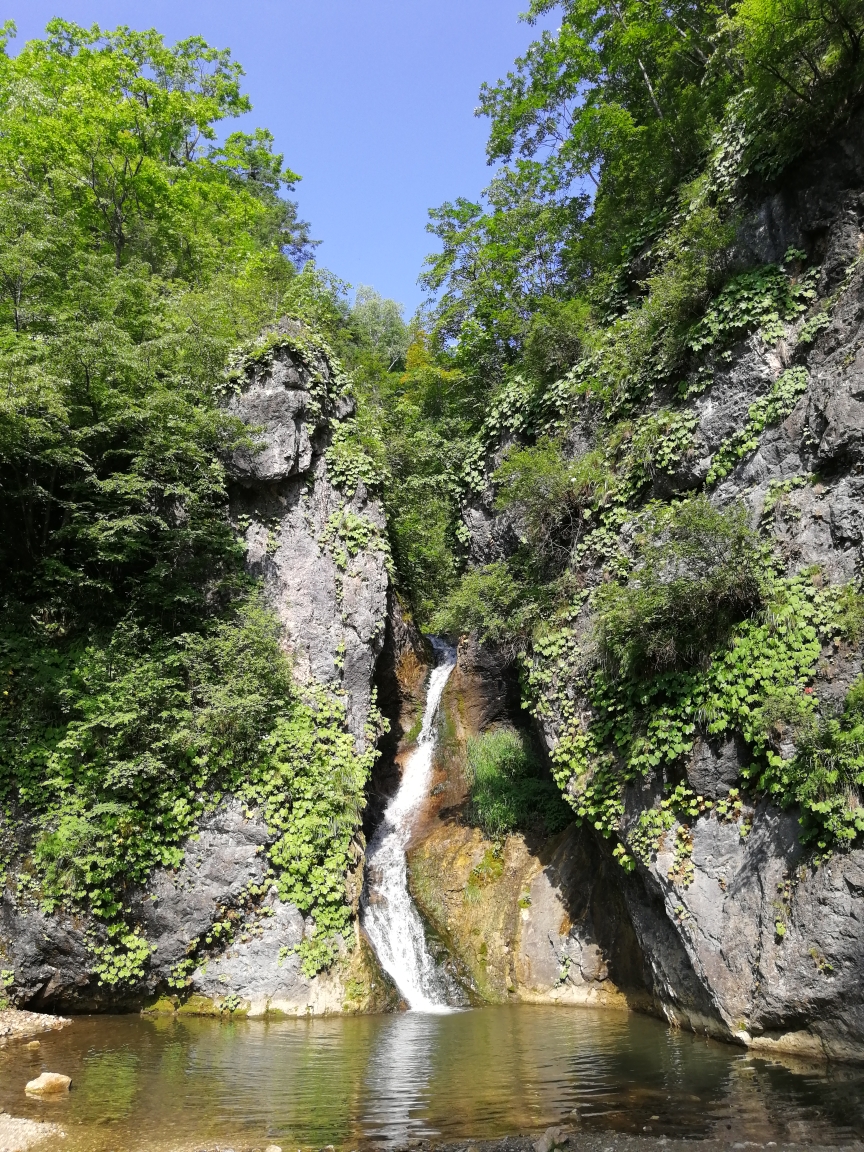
[80, 1136, 864, 1152]
[0, 1010, 68, 1044]
[416, 1138, 864, 1152]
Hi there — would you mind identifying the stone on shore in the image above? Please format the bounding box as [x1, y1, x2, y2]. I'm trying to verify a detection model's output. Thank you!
[0, 1010, 69, 1043]
[534, 1127, 573, 1152]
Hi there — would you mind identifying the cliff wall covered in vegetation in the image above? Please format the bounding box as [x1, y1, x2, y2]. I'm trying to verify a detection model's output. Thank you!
[400, 4, 864, 1058]
[0, 21, 395, 1015]
[4, 2, 864, 1055]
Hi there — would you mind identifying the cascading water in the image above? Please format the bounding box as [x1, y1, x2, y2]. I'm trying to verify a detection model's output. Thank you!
[362, 637, 459, 1012]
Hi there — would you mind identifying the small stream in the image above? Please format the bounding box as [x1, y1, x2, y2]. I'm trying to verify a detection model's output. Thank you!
[361, 637, 459, 1011]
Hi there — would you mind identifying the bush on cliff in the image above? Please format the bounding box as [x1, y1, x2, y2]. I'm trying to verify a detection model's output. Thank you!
[465, 727, 571, 840]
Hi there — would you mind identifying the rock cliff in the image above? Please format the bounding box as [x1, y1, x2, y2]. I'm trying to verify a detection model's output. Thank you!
[0, 323, 396, 1017]
[418, 114, 864, 1059]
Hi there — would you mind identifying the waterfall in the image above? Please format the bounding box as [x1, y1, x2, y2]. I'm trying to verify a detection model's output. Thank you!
[362, 637, 459, 1012]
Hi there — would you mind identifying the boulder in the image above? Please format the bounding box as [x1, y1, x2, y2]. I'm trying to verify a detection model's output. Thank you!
[24, 1072, 70, 1094]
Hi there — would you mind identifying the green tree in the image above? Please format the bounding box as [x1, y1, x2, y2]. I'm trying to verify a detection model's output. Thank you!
[0, 20, 369, 979]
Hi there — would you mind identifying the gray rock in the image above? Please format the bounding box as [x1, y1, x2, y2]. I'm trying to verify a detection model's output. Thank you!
[229, 330, 388, 742]
[135, 800, 272, 978]
[686, 736, 748, 799]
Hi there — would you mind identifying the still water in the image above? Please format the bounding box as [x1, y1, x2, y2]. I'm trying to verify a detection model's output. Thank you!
[2, 1006, 863, 1152]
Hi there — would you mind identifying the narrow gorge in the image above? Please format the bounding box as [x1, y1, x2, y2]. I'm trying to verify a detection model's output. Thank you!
[2, 13, 864, 1151]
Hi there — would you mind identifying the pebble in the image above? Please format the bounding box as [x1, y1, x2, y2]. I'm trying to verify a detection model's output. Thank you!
[534, 1126, 571, 1152]
[25, 1040, 40, 1050]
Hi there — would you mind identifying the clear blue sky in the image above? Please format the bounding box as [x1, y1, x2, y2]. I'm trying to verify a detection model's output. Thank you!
[6, 1, 552, 316]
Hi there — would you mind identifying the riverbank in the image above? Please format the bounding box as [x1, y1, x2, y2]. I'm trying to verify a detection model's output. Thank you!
[0, 1111, 62, 1152]
[416, 1136, 864, 1152]
[0, 1011, 69, 1043]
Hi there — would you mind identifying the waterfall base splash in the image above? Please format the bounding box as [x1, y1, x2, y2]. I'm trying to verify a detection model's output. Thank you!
[362, 638, 462, 1012]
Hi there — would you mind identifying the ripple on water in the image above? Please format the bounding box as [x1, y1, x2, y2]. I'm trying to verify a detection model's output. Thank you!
[1, 1005, 863, 1151]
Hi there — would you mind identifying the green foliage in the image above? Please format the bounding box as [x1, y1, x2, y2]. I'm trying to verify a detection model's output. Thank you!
[522, 296, 593, 383]
[626, 806, 675, 868]
[0, 21, 379, 984]
[322, 508, 390, 573]
[464, 727, 572, 839]
[688, 259, 817, 356]
[593, 497, 767, 674]
[347, 334, 483, 625]
[432, 561, 536, 647]
[707, 367, 811, 484]
[91, 931, 155, 987]
[325, 421, 389, 498]
[251, 685, 383, 975]
[349, 286, 411, 370]
[421, 164, 587, 380]
[1, 601, 379, 981]
[0, 967, 14, 1009]
[747, 667, 864, 848]
[494, 438, 604, 563]
[548, 568, 864, 855]
[727, 0, 864, 175]
[398, 0, 864, 870]
[619, 408, 699, 490]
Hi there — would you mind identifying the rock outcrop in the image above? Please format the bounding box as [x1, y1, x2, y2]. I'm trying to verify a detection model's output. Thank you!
[428, 113, 864, 1058]
[0, 323, 394, 1015]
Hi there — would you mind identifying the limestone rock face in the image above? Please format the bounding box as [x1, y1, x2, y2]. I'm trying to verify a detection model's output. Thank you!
[0, 323, 391, 1013]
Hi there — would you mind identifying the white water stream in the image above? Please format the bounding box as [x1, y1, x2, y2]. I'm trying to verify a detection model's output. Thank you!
[362, 638, 458, 1012]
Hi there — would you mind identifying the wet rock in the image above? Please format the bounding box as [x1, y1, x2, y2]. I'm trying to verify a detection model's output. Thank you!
[24, 1073, 70, 1094]
[534, 1126, 572, 1152]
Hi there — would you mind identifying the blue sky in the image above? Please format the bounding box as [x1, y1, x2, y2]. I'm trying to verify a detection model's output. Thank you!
[6, 1, 553, 316]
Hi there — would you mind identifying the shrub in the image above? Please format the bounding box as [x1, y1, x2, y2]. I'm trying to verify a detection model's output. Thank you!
[593, 496, 767, 675]
[522, 296, 593, 383]
[464, 727, 572, 839]
[494, 439, 605, 565]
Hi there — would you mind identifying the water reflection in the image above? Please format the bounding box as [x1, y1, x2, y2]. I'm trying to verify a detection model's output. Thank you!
[0, 1006, 863, 1152]
[363, 1012, 446, 1143]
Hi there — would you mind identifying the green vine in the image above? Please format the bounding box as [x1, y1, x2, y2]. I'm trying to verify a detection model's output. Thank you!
[707, 366, 810, 484]
[688, 256, 817, 356]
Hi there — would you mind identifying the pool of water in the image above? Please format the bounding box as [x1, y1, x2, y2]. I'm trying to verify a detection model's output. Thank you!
[2, 1006, 863, 1151]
